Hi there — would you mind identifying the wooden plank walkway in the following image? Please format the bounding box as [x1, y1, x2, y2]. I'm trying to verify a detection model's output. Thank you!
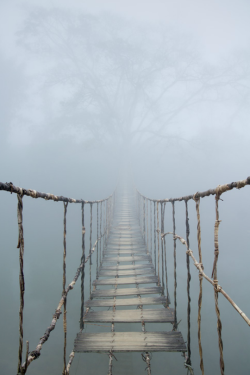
[74, 188, 186, 365]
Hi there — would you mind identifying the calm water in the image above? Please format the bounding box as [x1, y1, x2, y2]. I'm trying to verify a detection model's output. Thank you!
[0, 187, 249, 374]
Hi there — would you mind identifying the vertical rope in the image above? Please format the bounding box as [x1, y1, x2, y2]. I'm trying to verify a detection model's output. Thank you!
[100, 202, 102, 265]
[143, 198, 146, 244]
[154, 202, 156, 272]
[150, 201, 152, 258]
[89, 203, 93, 297]
[161, 203, 165, 294]
[157, 202, 160, 285]
[212, 194, 224, 375]
[163, 203, 170, 305]
[63, 202, 68, 375]
[80, 202, 85, 331]
[17, 192, 25, 375]
[96, 203, 99, 278]
[193, 195, 204, 375]
[172, 202, 177, 330]
[185, 200, 192, 366]
[146, 199, 149, 253]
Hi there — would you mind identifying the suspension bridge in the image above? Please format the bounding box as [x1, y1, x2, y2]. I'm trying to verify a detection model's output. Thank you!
[0, 177, 249, 375]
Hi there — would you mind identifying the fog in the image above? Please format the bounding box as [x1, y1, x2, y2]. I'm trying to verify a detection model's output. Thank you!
[0, 1, 250, 374]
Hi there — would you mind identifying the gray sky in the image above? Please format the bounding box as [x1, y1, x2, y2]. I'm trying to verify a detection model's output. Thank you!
[1, 0, 250, 62]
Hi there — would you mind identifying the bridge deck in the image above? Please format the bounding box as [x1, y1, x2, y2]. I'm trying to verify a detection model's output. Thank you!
[74, 190, 186, 359]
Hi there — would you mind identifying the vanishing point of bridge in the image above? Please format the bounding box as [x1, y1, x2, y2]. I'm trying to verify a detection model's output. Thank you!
[0, 177, 250, 375]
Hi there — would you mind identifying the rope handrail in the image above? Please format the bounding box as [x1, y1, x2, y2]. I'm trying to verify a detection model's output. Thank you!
[0, 181, 112, 204]
[136, 176, 250, 203]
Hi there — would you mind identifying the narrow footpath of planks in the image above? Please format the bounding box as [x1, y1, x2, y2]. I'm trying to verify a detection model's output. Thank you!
[74, 187, 186, 371]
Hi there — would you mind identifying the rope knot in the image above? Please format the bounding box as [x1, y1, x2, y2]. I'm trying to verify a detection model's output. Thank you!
[236, 180, 246, 189]
[186, 249, 192, 256]
[193, 193, 200, 202]
[213, 279, 222, 292]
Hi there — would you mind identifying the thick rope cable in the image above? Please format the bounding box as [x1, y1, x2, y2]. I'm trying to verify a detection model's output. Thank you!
[17, 192, 25, 375]
[63, 202, 68, 375]
[213, 193, 225, 375]
[193, 195, 204, 375]
[185, 200, 192, 367]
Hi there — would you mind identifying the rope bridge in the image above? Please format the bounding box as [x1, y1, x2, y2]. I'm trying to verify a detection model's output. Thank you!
[0, 177, 249, 375]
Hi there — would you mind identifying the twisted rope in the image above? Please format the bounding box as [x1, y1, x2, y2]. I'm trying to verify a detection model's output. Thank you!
[17, 192, 25, 374]
[193, 195, 204, 375]
[213, 195, 225, 375]
[80, 202, 85, 331]
[63, 202, 68, 375]
[185, 200, 192, 366]
[172, 201, 178, 331]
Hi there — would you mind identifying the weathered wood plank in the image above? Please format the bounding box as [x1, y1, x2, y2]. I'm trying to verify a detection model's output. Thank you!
[102, 256, 151, 263]
[85, 296, 167, 307]
[100, 264, 153, 271]
[91, 286, 163, 298]
[74, 332, 186, 353]
[98, 269, 154, 277]
[83, 308, 174, 323]
[93, 276, 158, 285]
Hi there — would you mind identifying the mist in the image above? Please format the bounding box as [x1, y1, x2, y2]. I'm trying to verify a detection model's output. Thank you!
[0, 1, 250, 374]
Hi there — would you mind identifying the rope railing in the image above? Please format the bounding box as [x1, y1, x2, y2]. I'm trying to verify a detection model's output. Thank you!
[0, 181, 114, 374]
[136, 176, 250, 375]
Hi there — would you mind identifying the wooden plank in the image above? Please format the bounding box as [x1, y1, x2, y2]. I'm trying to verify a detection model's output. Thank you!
[74, 331, 186, 353]
[85, 296, 167, 307]
[102, 256, 151, 263]
[100, 264, 153, 271]
[91, 286, 163, 298]
[98, 269, 154, 277]
[83, 308, 174, 323]
[93, 276, 158, 285]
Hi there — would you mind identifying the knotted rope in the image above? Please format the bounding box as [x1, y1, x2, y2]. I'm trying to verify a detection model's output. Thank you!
[63, 202, 68, 375]
[17, 192, 25, 375]
[193, 194, 204, 375]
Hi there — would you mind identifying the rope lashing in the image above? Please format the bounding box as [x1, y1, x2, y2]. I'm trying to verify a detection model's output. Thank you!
[141, 352, 152, 375]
